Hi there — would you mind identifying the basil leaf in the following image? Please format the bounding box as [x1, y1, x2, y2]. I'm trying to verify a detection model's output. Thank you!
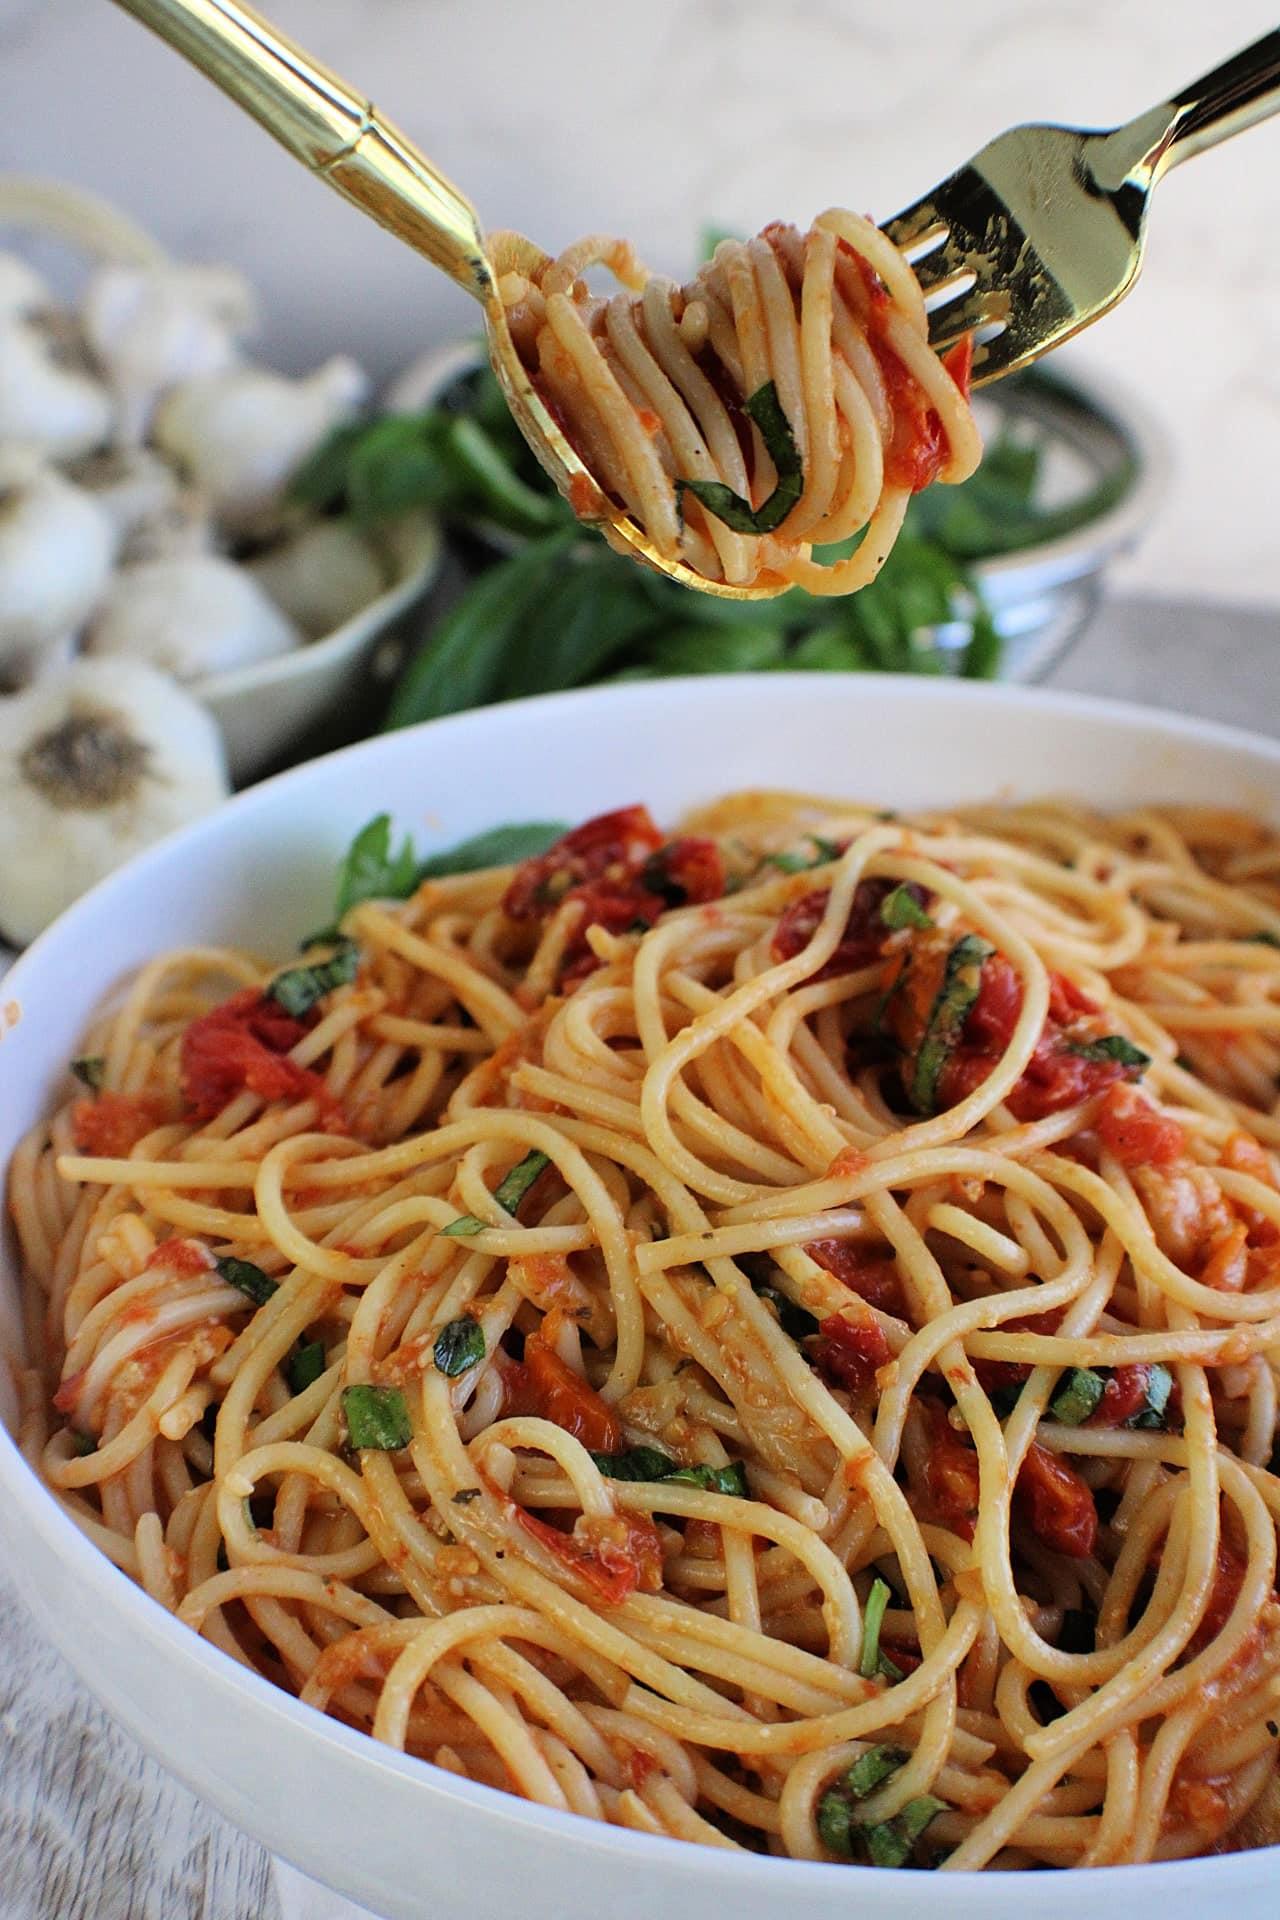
[1131, 1362, 1174, 1430]
[667, 1461, 749, 1497]
[846, 1744, 910, 1801]
[677, 381, 803, 535]
[267, 938, 359, 1019]
[452, 1487, 483, 1504]
[1049, 1367, 1106, 1426]
[70, 1055, 106, 1092]
[433, 1316, 486, 1377]
[334, 814, 419, 918]
[590, 1446, 678, 1482]
[908, 934, 994, 1115]
[385, 531, 577, 728]
[817, 1787, 856, 1857]
[445, 415, 565, 532]
[765, 836, 843, 875]
[71, 1429, 97, 1457]
[863, 1796, 946, 1868]
[286, 1339, 327, 1395]
[418, 822, 569, 878]
[1246, 931, 1280, 949]
[859, 1576, 893, 1679]
[442, 1149, 551, 1237]
[880, 885, 933, 931]
[342, 1383, 412, 1450]
[1067, 1034, 1151, 1069]
[216, 1256, 277, 1308]
[751, 1280, 820, 1342]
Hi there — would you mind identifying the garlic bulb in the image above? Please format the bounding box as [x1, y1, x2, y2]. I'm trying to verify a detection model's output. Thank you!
[248, 517, 387, 636]
[152, 356, 369, 534]
[0, 317, 114, 458]
[0, 252, 52, 325]
[81, 262, 257, 444]
[84, 553, 301, 682]
[0, 659, 228, 946]
[0, 452, 117, 686]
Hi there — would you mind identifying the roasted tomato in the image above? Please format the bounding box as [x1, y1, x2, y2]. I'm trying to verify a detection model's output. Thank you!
[772, 878, 915, 980]
[1096, 1083, 1188, 1168]
[502, 1327, 622, 1453]
[503, 807, 664, 921]
[1015, 1442, 1098, 1559]
[924, 1400, 981, 1540]
[71, 1092, 163, 1157]
[811, 1312, 891, 1392]
[516, 1505, 663, 1605]
[806, 1239, 906, 1317]
[181, 988, 328, 1122]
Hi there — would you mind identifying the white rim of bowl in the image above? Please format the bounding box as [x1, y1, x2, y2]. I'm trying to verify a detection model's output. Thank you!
[3, 674, 1278, 1893]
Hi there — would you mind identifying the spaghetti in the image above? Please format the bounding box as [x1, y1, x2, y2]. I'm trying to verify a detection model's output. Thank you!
[11, 789, 1280, 1869]
[491, 213, 981, 593]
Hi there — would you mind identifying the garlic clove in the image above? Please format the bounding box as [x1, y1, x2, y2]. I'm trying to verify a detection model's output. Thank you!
[0, 317, 115, 459]
[63, 446, 181, 542]
[151, 355, 370, 536]
[0, 658, 229, 946]
[119, 490, 216, 566]
[0, 453, 117, 687]
[0, 252, 53, 325]
[248, 517, 387, 637]
[81, 261, 257, 446]
[83, 553, 301, 683]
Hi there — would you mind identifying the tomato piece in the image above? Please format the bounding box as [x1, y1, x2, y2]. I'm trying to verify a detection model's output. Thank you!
[873, 335, 973, 494]
[1087, 1364, 1152, 1428]
[811, 1311, 890, 1392]
[503, 806, 664, 921]
[772, 878, 909, 979]
[1015, 1442, 1097, 1558]
[71, 1092, 163, 1157]
[806, 1239, 906, 1317]
[641, 836, 726, 907]
[924, 1400, 981, 1540]
[971, 1309, 1062, 1395]
[505, 1328, 623, 1453]
[934, 954, 1133, 1120]
[181, 988, 328, 1122]
[516, 1505, 662, 1606]
[1097, 1084, 1188, 1168]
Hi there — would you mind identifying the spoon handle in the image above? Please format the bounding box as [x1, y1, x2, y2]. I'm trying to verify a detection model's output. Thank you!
[109, 0, 493, 299]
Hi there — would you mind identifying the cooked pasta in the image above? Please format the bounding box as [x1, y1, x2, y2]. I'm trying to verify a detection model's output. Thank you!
[491, 213, 980, 593]
[11, 789, 1280, 1869]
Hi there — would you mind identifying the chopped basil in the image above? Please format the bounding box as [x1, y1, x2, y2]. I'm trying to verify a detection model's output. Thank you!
[452, 1487, 483, 1504]
[70, 1055, 105, 1092]
[70, 1429, 97, 1457]
[846, 1744, 911, 1800]
[590, 1446, 748, 1497]
[990, 1382, 1025, 1419]
[765, 836, 843, 875]
[267, 938, 359, 1018]
[754, 1282, 820, 1341]
[1049, 1367, 1106, 1426]
[286, 1339, 327, 1395]
[908, 934, 994, 1115]
[1132, 1362, 1173, 1429]
[817, 1786, 857, 1857]
[880, 885, 933, 932]
[859, 1576, 893, 1679]
[863, 1796, 946, 1868]
[334, 814, 419, 918]
[216, 1256, 278, 1308]
[418, 822, 569, 879]
[442, 1148, 551, 1237]
[1246, 931, 1280, 949]
[590, 1445, 679, 1482]
[677, 381, 803, 535]
[1067, 1034, 1151, 1070]
[433, 1316, 486, 1377]
[342, 1383, 412, 1450]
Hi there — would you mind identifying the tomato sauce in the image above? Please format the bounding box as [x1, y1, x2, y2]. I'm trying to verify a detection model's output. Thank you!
[71, 1093, 163, 1157]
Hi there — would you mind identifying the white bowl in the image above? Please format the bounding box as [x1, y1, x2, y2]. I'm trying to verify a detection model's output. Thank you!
[2, 676, 1278, 1920]
[194, 512, 443, 783]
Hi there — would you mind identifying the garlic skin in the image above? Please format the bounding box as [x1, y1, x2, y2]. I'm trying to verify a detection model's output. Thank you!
[152, 357, 369, 534]
[81, 262, 257, 445]
[0, 253, 52, 325]
[0, 318, 114, 458]
[0, 454, 117, 686]
[248, 517, 387, 636]
[84, 553, 301, 683]
[0, 658, 228, 946]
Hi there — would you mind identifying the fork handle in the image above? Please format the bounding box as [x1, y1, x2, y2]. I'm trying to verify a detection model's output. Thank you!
[1156, 29, 1280, 173]
[108, 0, 492, 299]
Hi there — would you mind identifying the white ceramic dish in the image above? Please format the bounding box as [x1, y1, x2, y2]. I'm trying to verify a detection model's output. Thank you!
[2, 676, 1278, 1920]
[195, 513, 443, 783]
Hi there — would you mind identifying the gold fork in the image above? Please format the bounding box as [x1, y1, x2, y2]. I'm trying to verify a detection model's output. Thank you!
[885, 29, 1280, 381]
[108, 2, 1280, 599]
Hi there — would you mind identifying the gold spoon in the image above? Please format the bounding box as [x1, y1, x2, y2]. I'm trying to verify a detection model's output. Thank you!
[109, 0, 779, 600]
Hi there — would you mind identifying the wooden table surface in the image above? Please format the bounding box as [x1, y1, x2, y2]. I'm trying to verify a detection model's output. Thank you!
[4, 591, 1278, 1919]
